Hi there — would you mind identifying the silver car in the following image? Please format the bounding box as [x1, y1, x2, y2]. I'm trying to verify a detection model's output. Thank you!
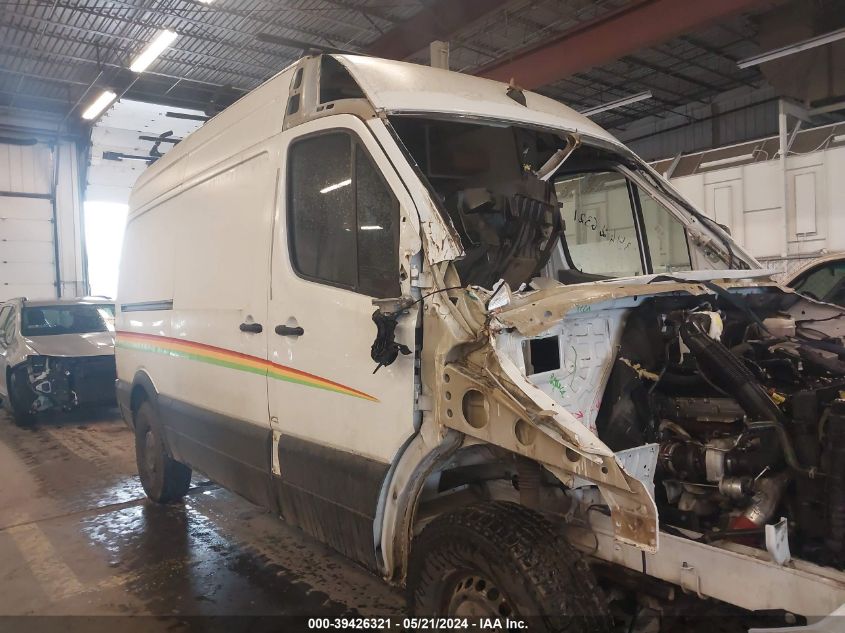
[0, 297, 116, 425]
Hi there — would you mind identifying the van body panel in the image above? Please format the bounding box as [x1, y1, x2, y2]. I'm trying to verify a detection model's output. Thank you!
[129, 67, 293, 216]
[264, 114, 420, 568]
[268, 115, 419, 462]
[118, 142, 278, 502]
[334, 55, 618, 146]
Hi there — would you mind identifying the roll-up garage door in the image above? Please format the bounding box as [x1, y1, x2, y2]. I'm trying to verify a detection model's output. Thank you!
[0, 140, 58, 302]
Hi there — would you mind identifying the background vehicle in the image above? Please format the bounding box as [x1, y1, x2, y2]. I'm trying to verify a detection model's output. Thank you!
[117, 54, 845, 630]
[785, 252, 845, 307]
[0, 297, 116, 426]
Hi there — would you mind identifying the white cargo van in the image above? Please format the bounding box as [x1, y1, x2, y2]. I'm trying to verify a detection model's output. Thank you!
[117, 54, 845, 629]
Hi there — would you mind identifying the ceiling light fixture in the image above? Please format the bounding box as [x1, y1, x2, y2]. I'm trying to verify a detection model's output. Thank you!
[737, 26, 845, 69]
[579, 91, 653, 117]
[130, 29, 179, 73]
[81, 90, 118, 120]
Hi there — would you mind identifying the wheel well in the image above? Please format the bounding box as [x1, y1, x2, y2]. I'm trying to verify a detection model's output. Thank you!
[130, 384, 147, 414]
[409, 446, 570, 551]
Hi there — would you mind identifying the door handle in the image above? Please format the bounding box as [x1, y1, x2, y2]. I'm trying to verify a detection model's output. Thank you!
[239, 322, 263, 333]
[275, 325, 304, 337]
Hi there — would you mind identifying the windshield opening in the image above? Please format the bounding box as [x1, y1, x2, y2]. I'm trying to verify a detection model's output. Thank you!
[552, 145, 693, 280]
[22, 304, 115, 337]
[390, 115, 752, 288]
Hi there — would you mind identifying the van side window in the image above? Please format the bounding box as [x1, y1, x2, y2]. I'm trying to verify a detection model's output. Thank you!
[288, 132, 400, 298]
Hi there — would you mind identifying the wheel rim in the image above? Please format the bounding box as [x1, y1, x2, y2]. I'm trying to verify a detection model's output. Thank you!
[143, 428, 158, 476]
[446, 573, 514, 618]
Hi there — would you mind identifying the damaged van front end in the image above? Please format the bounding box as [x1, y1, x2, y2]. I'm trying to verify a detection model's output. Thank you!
[373, 101, 845, 615]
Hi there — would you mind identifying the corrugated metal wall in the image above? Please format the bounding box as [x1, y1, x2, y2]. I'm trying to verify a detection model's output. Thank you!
[621, 87, 779, 162]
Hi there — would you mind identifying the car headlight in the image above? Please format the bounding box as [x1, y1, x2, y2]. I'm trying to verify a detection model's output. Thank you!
[26, 355, 48, 374]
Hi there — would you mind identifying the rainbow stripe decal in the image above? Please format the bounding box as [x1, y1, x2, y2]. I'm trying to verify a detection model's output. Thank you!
[115, 331, 379, 402]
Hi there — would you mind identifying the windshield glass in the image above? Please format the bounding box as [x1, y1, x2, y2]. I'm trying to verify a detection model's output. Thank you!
[22, 304, 115, 336]
[390, 115, 751, 288]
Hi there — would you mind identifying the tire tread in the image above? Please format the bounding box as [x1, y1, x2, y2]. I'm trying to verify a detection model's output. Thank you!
[410, 501, 610, 632]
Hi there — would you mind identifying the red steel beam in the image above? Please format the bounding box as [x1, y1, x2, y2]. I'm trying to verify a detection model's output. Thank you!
[477, 0, 772, 89]
[366, 0, 512, 60]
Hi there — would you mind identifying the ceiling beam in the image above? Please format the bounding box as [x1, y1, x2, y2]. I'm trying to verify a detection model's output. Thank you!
[476, 0, 771, 89]
[366, 0, 512, 60]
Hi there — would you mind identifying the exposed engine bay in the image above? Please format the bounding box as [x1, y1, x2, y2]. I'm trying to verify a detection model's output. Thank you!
[592, 289, 845, 567]
[12, 355, 117, 413]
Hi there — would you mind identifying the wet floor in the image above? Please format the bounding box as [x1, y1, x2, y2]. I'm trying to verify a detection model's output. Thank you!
[0, 407, 403, 627]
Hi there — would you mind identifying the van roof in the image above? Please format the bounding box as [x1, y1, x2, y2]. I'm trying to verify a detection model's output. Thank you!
[130, 54, 621, 213]
[334, 55, 619, 145]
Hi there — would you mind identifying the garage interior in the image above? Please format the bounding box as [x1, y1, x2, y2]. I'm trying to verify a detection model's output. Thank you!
[2, 0, 845, 627]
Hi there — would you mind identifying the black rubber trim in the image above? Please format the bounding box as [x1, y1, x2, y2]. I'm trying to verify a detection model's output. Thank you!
[120, 300, 174, 312]
[275, 435, 390, 571]
[157, 394, 274, 510]
[115, 378, 132, 426]
[0, 190, 52, 199]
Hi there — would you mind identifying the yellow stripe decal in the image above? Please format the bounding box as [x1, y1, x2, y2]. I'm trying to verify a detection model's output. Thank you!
[116, 331, 379, 402]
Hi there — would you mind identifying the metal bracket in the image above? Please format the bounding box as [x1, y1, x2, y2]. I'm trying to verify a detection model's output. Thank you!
[415, 394, 433, 412]
[410, 265, 433, 289]
[680, 562, 703, 598]
[766, 517, 792, 566]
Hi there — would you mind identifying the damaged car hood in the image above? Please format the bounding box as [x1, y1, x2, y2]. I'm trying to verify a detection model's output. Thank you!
[25, 331, 115, 357]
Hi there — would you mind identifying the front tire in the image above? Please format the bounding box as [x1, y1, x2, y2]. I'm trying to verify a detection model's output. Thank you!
[6, 368, 35, 427]
[134, 400, 191, 503]
[408, 501, 611, 632]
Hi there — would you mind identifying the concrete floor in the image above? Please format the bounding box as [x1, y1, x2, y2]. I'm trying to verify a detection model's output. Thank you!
[0, 406, 774, 633]
[0, 406, 403, 627]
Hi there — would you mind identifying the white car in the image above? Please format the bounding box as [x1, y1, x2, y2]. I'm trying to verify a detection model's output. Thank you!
[116, 54, 845, 629]
[784, 253, 845, 307]
[0, 297, 116, 425]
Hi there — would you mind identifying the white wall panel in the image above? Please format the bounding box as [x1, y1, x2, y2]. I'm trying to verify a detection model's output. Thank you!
[0, 142, 51, 194]
[826, 148, 845, 252]
[744, 209, 784, 257]
[665, 144, 845, 272]
[794, 172, 817, 235]
[671, 175, 705, 212]
[0, 132, 86, 301]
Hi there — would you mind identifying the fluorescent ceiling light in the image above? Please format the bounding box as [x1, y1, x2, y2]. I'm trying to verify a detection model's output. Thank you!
[738, 26, 845, 69]
[320, 178, 351, 194]
[580, 91, 653, 117]
[359, 225, 383, 230]
[699, 152, 755, 170]
[130, 29, 178, 73]
[82, 90, 118, 120]
[833, 134, 845, 143]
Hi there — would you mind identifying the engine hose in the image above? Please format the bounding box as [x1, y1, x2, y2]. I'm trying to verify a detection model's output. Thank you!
[730, 472, 790, 530]
[680, 314, 805, 474]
